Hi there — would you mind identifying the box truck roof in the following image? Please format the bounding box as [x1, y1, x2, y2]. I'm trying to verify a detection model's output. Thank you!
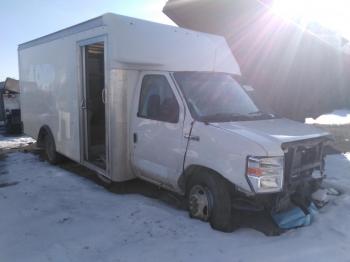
[18, 13, 240, 74]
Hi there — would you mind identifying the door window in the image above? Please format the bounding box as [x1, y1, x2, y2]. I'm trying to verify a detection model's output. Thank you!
[138, 75, 179, 123]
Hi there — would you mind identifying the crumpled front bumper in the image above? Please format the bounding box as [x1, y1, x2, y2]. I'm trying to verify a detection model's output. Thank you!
[233, 137, 331, 213]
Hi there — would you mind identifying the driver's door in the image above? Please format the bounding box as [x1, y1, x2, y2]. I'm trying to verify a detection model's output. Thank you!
[131, 72, 186, 188]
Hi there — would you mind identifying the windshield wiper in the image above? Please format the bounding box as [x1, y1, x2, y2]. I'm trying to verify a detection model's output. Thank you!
[199, 113, 250, 123]
[248, 110, 266, 115]
[248, 111, 276, 119]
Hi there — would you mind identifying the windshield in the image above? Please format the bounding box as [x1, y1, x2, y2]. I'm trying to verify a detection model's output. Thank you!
[174, 72, 272, 122]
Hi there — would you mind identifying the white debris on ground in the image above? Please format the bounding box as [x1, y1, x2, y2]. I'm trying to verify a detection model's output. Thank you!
[1, 134, 350, 262]
[305, 109, 350, 126]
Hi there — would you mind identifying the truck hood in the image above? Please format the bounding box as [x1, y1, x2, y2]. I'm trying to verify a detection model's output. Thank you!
[210, 118, 330, 155]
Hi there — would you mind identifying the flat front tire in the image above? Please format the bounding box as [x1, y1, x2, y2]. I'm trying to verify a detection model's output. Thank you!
[187, 171, 239, 232]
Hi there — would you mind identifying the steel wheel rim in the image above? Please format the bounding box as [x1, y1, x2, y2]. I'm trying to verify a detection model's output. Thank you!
[189, 185, 213, 221]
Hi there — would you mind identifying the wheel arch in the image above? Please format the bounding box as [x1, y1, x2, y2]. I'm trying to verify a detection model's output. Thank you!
[178, 164, 236, 194]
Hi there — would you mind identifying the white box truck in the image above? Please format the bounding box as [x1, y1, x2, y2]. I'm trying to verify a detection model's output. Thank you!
[19, 13, 331, 232]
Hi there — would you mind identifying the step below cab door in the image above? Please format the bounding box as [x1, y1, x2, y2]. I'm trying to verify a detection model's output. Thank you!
[131, 71, 187, 189]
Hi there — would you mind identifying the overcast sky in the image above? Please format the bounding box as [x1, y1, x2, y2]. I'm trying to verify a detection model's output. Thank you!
[0, 0, 174, 81]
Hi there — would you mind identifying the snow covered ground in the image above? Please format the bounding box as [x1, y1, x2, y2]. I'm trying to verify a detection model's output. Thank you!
[306, 109, 350, 153]
[0, 133, 35, 151]
[306, 109, 350, 126]
[1, 134, 350, 262]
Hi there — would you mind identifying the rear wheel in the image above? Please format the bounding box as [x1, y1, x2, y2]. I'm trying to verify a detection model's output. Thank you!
[187, 170, 239, 232]
[44, 132, 63, 165]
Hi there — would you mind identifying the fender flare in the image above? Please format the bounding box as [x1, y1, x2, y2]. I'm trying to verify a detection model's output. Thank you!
[178, 164, 236, 194]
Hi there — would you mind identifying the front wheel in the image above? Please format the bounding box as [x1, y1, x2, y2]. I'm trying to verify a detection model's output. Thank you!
[44, 132, 63, 165]
[187, 171, 239, 232]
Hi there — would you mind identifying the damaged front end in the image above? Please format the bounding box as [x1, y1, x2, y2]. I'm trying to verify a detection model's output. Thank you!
[233, 136, 333, 214]
[273, 137, 331, 213]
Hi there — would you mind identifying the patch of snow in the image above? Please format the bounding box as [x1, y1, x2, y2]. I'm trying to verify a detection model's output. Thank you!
[305, 109, 350, 126]
[0, 133, 36, 150]
[1, 147, 350, 261]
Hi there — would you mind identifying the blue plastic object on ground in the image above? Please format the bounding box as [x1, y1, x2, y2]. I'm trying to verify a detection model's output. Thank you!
[308, 202, 318, 216]
[272, 202, 318, 229]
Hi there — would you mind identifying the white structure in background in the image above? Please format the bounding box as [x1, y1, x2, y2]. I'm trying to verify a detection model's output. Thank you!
[19, 13, 331, 232]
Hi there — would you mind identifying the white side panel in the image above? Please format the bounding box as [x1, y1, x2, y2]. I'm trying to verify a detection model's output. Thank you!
[19, 26, 107, 162]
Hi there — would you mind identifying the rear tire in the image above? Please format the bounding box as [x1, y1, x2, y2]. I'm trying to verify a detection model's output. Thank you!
[44, 132, 63, 165]
[187, 170, 239, 232]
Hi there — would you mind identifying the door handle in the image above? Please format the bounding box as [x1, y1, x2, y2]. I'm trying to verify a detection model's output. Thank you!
[184, 134, 200, 142]
[133, 133, 138, 143]
[102, 88, 106, 104]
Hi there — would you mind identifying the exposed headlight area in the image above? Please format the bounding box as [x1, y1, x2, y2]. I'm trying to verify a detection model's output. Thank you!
[246, 156, 284, 193]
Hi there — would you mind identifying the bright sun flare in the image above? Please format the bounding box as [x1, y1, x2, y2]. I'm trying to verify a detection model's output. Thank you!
[272, 0, 350, 37]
